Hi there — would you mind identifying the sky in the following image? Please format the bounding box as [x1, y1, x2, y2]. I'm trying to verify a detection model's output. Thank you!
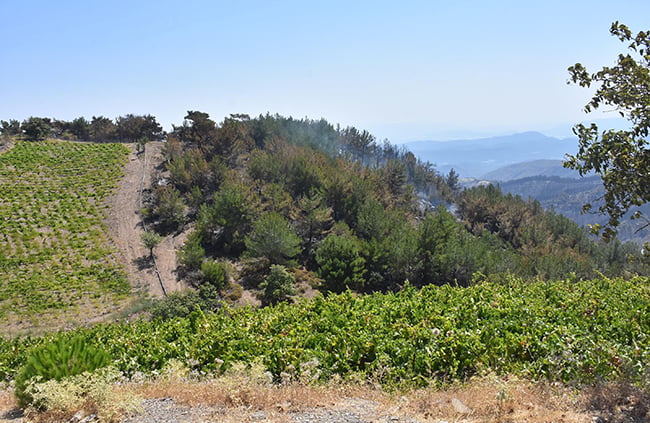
[1, 0, 649, 142]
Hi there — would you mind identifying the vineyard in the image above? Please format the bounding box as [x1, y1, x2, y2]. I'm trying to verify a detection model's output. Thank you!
[1, 276, 649, 388]
[0, 140, 131, 331]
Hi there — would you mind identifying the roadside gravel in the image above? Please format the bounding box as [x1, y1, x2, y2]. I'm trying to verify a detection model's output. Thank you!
[120, 397, 428, 423]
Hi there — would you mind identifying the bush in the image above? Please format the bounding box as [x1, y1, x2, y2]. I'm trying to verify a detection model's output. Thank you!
[201, 259, 227, 290]
[259, 265, 296, 305]
[14, 336, 110, 408]
[224, 282, 244, 303]
[245, 212, 301, 265]
[149, 290, 204, 320]
[239, 256, 271, 288]
[315, 234, 366, 293]
[151, 185, 186, 230]
[178, 231, 205, 271]
[22, 366, 139, 420]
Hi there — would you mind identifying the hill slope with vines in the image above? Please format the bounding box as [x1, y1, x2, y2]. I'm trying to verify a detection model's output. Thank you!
[0, 140, 131, 333]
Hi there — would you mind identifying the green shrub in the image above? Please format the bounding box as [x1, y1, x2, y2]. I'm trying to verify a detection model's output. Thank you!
[14, 335, 110, 407]
[149, 290, 204, 320]
[245, 212, 301, 265]
[201, 259, 227, 290]
[259, 265, 297, 305]
[315, 234, 366, 292]
[178, 231, 205, 271]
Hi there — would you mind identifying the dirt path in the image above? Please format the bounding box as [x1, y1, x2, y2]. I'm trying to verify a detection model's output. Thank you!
[104, 141, 186, 298]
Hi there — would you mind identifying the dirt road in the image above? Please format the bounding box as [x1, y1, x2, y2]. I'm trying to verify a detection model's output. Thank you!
[104, 141, 185, 298]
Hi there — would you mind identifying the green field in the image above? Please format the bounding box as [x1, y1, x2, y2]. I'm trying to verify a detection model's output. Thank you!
[2, 276, 649, 388]
[0, 140, 130, 330]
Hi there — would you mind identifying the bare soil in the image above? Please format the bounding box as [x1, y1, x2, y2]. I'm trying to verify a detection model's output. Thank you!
[0, 138, 13, 154]
[104, 141, 186, 299]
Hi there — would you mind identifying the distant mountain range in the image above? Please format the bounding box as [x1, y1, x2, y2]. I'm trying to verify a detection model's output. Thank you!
[404, 131, 577, 178]
[405, 131, 648, 245]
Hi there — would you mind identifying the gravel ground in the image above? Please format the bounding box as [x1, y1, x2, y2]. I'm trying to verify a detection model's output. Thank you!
[119, 397, 428, 423]
[120, 398, 225, 423]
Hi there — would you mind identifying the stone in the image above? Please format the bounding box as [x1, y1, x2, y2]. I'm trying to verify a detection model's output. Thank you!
[250, 410, 267, 420]
[451, 397, 472, 414]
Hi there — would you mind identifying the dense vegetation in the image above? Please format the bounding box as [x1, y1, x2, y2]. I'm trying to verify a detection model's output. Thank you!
[134, 112, 646, 312]
[0, 140, 130, 327]
[1, 276, 649, 389]
[1, 110, 649, 408]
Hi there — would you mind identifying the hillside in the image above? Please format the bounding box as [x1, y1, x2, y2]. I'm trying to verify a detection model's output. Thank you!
[104, 140, 187, 298]
[1, 114, 650, 422]
[0, 141, 132, 333]
[137, 113, 645, 306]
[0, 114, 647, 334]
[482, 159, 582, 180]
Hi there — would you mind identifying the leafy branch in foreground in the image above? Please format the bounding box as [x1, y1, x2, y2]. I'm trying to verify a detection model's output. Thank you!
[565, 21, 650, 241]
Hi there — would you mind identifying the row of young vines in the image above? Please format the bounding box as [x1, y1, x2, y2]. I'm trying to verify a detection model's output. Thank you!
[0, 140, 130, 327]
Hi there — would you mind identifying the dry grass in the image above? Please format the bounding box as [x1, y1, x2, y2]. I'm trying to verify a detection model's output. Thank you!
[581, 380, 650, 423]
[3, 371, 649, 423]
[406, 375, 586, 423]
[121, 375, 650, 423]
[117, 373, 594, 423]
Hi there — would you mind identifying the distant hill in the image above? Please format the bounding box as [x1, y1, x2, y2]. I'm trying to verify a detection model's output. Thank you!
[497, 175, 650, 245]
[404, 132, 576, 178]
[498, 175, 603, 218]
[404, 132, 650, 244]
[482, 159, 583, 181]
[458, 156, 648, 244]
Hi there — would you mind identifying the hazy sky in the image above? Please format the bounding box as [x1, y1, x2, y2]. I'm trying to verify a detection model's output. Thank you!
[2, 1, 648, 142]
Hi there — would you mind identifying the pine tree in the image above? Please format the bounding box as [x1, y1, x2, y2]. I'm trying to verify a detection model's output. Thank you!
[245, 212, 301, 265]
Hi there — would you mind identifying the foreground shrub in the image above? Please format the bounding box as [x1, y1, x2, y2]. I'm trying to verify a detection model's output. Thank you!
[200, 259, 227, 290]
[22, 366, 139, 422]
[15, 336, 110, 407]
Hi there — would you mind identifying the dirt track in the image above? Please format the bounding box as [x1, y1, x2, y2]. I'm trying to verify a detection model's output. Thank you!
[104, 141, 186, 298]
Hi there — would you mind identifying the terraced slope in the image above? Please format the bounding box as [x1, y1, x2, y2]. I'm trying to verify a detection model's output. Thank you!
[0, 140, 130, 332]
